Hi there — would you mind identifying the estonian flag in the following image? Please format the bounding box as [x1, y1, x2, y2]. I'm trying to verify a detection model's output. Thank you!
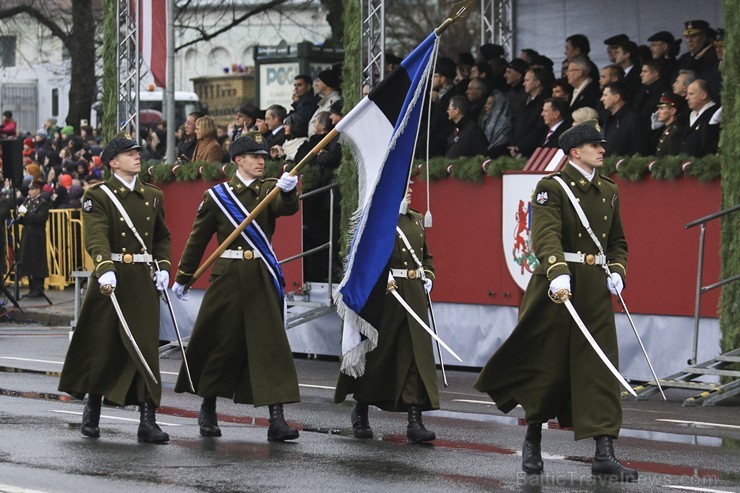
[334, 32, 438, 377]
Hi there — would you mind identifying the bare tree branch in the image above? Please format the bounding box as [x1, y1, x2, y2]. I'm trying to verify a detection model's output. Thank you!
[175, 0, 292, 52]
[0, 4, 70, 46]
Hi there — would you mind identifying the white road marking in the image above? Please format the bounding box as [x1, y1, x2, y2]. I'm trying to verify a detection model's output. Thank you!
[452, 399, 521, 408]
[0, 357, 63, 365]
[299, 383, 335, 390]
[49, 409, 182, 427]
[657, 419, 740, 430]
[662, 486, 736, 493]
[0, 484, 49, 493]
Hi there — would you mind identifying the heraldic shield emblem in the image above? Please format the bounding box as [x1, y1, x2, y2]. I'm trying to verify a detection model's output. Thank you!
[501, 173, 544, 290]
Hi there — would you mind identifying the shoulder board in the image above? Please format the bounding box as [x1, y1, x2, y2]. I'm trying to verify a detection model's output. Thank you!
[600, 174, 616, 184]
[262, 177, 278, 182]
[544, 171, 561, 179]
[143, 181, 162, 191]
[88, 182, 103, 189]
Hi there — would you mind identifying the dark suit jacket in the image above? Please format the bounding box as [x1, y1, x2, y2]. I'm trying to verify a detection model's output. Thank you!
[511, 92, 548, 157]
[542, 121, 570, 148]
[265, 127, 286, 150]
[428, 85, 459, 158]
[602, 105, 650, 156]
[570, 81, 601, 112]
[622, 66, 642, 102]
[680, 105, 719, 157]
[445, 117, 487, 159]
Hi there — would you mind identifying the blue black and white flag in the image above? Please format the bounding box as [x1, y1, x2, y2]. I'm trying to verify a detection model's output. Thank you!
[334, 32, 439, 377]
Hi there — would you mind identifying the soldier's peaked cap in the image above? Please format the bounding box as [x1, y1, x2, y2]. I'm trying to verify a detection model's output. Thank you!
[558, 120, 607, 154]
[101, 132, 142, 165]
[230, 132, 268, 159]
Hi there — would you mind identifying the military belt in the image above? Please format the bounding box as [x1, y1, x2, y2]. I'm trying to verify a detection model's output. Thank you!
[563, 252, 607, 266]
[111, 253, 154, 264]
[390, 268, 424, 280]
[220, 249, 262, 260]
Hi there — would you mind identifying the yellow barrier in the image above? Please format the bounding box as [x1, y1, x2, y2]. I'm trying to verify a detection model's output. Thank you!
[4, 209, 91, 291]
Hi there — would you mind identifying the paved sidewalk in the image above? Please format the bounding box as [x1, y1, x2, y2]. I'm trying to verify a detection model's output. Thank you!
[1, 285, 77, 326]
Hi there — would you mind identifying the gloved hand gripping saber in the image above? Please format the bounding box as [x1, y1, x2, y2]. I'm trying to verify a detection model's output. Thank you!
[549, 288, 637, 397]
[99, 283, 158, 384]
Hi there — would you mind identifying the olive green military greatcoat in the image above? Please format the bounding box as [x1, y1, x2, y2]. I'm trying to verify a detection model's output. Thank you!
[173, 175, 300, 406]
[334, 210, 439, 412]
[59, 176, 171, 406]
[475, 163, 628, 440]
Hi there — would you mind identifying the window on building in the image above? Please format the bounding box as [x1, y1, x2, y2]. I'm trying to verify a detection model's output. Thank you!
[0, 36, 17, 67]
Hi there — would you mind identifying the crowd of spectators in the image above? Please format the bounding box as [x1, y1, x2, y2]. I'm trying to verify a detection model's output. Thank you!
[415, 19, 724, 160]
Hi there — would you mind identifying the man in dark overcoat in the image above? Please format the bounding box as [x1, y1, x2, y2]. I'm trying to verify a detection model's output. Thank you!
[58, 133, 172, 443]
[334, 186, 439, 444]
[475, 121, 638, 481]
[17, 180, 50, 298]
[171, 132, 301, 442]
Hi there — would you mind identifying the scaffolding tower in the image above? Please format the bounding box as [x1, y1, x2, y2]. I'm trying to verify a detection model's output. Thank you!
[361, 0, 385, 94]
[481, 0, 514, 58]
[117, 0, 140, 135]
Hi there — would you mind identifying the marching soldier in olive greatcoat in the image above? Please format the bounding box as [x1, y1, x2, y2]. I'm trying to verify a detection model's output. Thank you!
[171, 132, 302, 442]
[58, 133, 172, 443]
[334, 186, 439, 443]
[475, 121, 638, 481]
[17, 180, 51, 298]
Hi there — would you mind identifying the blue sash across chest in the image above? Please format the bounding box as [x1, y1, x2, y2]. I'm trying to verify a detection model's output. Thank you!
[208, 183, 285, 308]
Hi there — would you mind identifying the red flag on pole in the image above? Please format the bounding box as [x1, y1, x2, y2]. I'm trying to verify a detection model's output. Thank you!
[139, 0, 167, 88]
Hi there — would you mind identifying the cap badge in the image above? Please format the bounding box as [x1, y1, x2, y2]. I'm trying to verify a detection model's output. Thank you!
[254, 134, 263, 143]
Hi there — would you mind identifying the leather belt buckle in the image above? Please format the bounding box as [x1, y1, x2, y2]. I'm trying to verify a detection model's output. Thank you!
[243, 250, 254, 260]
[123, 253, 134, 264]
[407, 269, 417, 279]
[585, 254, 596, 265]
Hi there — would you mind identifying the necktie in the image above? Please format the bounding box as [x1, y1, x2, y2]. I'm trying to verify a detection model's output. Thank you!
[544, 129, 553, 144]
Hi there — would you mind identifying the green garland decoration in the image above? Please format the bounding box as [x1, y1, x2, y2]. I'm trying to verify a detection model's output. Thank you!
[720, 0, 740, 363]
[143, 153, 722, 185]
[335, 1, 361, 260]
[102, 0, 117, 143]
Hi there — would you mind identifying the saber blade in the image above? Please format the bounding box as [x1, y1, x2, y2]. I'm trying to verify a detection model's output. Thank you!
[617, 292, 666, 400]
[426, 293, 448, 387]
[161, 287, 195, 392]
[109, 292, 158, 384]
[389, 287, 463, 363]
[562, 298, 636, 397]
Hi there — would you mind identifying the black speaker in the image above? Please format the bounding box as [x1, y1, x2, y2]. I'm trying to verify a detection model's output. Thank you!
[1, 138, 23, 188]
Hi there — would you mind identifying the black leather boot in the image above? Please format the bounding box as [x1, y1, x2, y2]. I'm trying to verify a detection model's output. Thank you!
[267, 404, 299, 442]
[350, 401, 373, 439]
[198, 396, 221, 437]
[137, 400, 170, 443]
[522, 423, 544, 474]
[81, 394, 102, 438]
[592, 435, 638, 481]
[406, 405, 435, 443]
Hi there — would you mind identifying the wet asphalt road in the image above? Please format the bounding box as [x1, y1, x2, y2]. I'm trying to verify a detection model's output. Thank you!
[1, 324, 739, 492]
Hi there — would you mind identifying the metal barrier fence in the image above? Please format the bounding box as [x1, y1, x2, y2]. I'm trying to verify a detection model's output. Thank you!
[3, 208, 91, 290]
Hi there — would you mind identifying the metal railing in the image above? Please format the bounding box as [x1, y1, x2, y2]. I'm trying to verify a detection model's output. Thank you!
[685, 203, 740, 365]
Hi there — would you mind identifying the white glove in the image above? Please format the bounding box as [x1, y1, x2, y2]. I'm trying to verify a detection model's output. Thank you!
[607, 272, 624, 296]
[549, 274, 571, 295]
[423, 278, 433, 294]
[155, 270, 169, 291]
[99, 271, 117, 289]
[276, 172, 298, 192]
[17, 204, 27, 215]
[171, 281, 189, 301]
